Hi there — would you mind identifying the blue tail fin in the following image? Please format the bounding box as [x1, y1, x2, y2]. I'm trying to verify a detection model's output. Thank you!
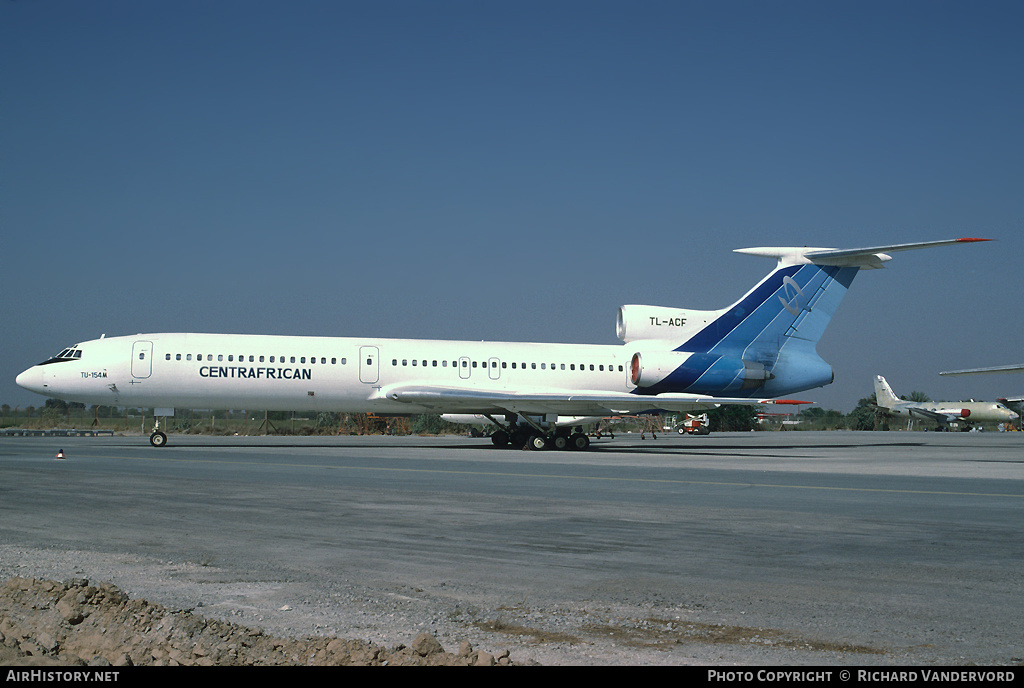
[676, 259, 859, 357]
[670, 258, 858, 396]
[626, 239, 988, 397]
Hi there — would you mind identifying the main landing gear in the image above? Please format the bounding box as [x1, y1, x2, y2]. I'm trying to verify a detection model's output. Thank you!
[484, 414, 590, 451]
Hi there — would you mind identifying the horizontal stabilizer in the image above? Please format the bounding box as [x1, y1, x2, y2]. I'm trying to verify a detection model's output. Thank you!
[736, 237, 990, 269]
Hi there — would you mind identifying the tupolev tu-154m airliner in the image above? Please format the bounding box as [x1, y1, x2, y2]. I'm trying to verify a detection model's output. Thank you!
[16, 238, 988, 449]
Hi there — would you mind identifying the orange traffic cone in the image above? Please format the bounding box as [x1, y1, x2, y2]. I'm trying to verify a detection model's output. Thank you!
[56, 449, 65, 460]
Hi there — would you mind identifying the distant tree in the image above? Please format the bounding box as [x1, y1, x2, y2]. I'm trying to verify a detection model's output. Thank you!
[847, 396, 879, 431]
[411, 414, 461, 435]
[901, 391, 931, 403]
[709, 405, 758, 432]
[797, 406, 845, 429]
[315, 412, 339, 433]
[44, 398, 69, 413]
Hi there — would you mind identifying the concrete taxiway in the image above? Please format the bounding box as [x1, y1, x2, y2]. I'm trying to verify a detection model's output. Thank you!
[0, 431, 1021, 665]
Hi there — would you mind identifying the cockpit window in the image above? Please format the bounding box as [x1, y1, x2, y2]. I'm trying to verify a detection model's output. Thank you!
[39, 346, 83, 365]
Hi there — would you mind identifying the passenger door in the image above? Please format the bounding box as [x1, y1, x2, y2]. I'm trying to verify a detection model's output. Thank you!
[131, 341, 153, 379]
[359, 346, 379, 384]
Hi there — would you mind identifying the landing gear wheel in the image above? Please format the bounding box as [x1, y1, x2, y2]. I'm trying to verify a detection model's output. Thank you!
[552, 435, 569, 450]
[491, 430, 510, 447]
[569, 433, 590, 450]
[150, 431, 167, 447]
[528, 435, 548, 451]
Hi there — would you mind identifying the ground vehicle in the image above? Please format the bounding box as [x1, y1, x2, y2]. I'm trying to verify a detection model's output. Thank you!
[676, 413, 710, 435]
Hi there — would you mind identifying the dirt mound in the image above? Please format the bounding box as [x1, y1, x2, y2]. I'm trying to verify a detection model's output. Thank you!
[0, 577, 523, 666]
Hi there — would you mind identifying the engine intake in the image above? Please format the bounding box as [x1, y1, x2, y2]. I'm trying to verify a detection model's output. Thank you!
[616, 305, 721, 343]
[629, 351, 773, 394]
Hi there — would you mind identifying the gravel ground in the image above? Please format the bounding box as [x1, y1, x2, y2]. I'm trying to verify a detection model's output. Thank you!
[0, 543, 963, 666]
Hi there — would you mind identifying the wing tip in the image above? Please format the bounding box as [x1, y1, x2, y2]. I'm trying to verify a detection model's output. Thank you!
[956, 237, 992, 243]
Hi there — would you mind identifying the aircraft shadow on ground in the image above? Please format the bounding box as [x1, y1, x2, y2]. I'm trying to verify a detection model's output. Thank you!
[102, 437, 929, 455]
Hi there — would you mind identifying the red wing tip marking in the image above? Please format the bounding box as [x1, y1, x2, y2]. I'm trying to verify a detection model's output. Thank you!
[956, 237, 992, 242]
[764, 399, 813, 405]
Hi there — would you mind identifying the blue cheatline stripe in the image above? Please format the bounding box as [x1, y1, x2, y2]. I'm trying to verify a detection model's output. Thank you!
[714, 264, 840, 354]
[674, 264, 801, 353]
[652, 352, 719, 393]
[675, 263, 853, 354]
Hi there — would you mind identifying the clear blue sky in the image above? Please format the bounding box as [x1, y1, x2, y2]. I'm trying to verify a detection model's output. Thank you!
[2, 0, 1022, 413]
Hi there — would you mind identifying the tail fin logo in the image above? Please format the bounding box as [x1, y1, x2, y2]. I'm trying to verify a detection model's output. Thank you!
[778, 276, 805, 316]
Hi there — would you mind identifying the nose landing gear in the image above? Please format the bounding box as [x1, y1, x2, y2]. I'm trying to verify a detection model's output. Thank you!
[149, 417, 168, 447]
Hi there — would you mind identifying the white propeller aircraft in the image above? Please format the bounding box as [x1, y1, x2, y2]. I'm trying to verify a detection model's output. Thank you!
[873, 374, 1018, 430]
[17, 238, 988, 449]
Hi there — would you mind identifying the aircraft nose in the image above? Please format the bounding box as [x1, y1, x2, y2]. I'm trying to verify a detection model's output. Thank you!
[15, 367, 44, 394]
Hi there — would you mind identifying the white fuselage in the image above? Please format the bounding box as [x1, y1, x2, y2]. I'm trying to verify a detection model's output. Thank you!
[17, 333, 633, 414]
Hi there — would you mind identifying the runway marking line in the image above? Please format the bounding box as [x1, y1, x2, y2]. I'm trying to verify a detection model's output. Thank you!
[101, 453, 1024, 500]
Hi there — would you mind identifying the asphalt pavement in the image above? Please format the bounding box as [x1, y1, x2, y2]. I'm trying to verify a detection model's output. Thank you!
[1, 431, 1021, 665]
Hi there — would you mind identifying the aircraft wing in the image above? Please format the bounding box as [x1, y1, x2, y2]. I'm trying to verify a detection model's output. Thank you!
[907, 407, 957, 424]
[937, 364, 1024, 407]
[940, 364, 1024, 376]
[380, 385, 808, 417]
